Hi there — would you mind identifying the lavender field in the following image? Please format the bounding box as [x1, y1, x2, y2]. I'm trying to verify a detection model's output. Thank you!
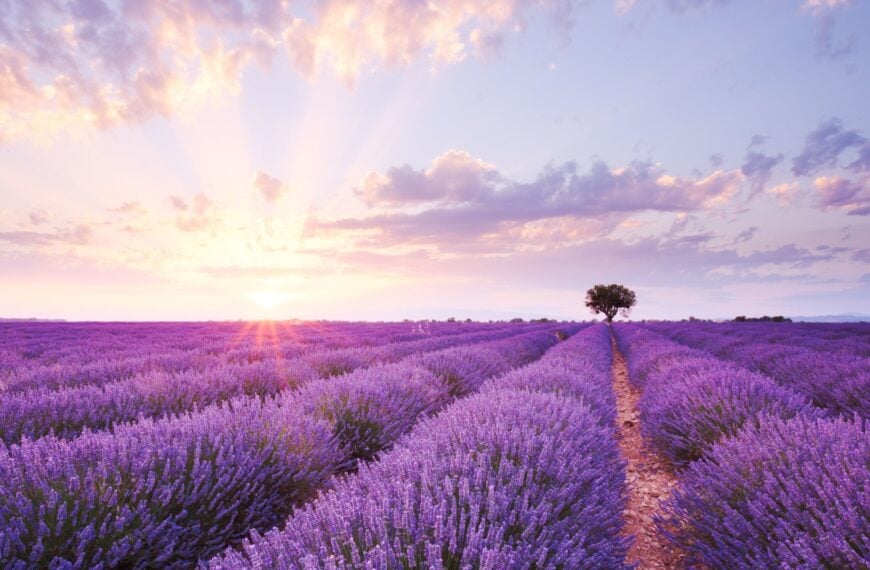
[0, 319, 866, 569]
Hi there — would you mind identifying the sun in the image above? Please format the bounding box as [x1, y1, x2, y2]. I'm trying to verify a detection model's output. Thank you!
[247, 290, 290, 310]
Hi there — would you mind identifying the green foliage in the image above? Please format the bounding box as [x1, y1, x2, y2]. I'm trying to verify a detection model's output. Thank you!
[584, 284, 636, 323]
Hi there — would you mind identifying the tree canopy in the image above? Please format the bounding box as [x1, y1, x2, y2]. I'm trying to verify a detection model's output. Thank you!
[585, 284, 636, 323]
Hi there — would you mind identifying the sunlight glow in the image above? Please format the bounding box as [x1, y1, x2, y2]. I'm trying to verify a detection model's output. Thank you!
[248, 290, 291, 309]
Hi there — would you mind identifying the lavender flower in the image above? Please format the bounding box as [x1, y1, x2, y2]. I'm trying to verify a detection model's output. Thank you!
[209, 389, 629, 570]
[661, 415, 869, 568]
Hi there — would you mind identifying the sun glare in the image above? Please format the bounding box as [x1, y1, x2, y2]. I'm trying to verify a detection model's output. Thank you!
[248, 290, 290, 309]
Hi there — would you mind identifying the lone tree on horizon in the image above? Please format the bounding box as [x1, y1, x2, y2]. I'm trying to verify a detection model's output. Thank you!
[585, 284, 636, 323]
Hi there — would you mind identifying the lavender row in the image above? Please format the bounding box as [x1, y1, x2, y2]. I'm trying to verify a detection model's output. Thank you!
[1, 321, 525, 393]
[0, 324, 572, 445]
[612, 324, 818, 465]
[0, 329, 564, 568]
[613, 324, 868, 567]
[209, 324, 629, 569]
[647, 320, 870, 355]
[0, 321, 413, 379]
[480, 321, 616, 425]
[663, 415, 868, 568]
[288, 328, 566, 472]
[644, 322, 870, 417]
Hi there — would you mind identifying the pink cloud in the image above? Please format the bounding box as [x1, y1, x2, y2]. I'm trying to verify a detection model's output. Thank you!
[0, 223, 93, 246]
[109, 201, 147, 216]
[169, 195, 189, 211]
[174, 193, 219, 231]
[814, 175, 870, 215]
[357, 150, 502, 207]
[252, 171, 288, 204]
[28, 210, 50, 226]
[0, 0, 575, 141]
[768, 182, 802, 206]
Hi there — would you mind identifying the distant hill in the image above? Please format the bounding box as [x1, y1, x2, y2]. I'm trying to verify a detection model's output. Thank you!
[791, 313, 870, 323]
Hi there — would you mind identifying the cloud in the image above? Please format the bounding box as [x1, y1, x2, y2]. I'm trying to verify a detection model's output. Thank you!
[309, 150, 746, 249]
[614, 0, 732, 15]
[768, 182, 801, 206]
[665, 212, 694, 237]
[0, 224, 93, 246]
[252, 171, 288, 204]
[733, 226, 759, 243]
[802, 0, 852, 12]
[613, 0, 639, 15]
[356, 150, 502, 207]
[199, 264, 334, 279]
[174, 193, 219, 231]
[356, 236, 837, 290]
[741, 148, 784, 197]
[667, 0, 732, 13]
[852, 249, 870, 263]
[28, 210, 49, 226]
[792, 118, 869, 176]
[0, 0, 575, 141]
[813, 175, 870, 215]
[169, 195, 189, 211]
[109, 201, 147, 215]
[0, 231, 56, 247]
[799, 0, 857, 60]
[812, 11, 856, 59]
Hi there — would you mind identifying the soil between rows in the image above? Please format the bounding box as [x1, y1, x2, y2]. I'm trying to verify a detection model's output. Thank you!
[611, 332, 686, 569]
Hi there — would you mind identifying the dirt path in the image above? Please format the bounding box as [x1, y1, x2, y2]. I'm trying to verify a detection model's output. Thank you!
[611, 333, 685, 569]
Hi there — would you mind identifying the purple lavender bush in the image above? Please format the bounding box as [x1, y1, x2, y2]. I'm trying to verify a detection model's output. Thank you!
[646, 322, 870, 418]
[411, 345, 512, 397]
[482, 324, 616, 425]
[289, 362, 449, 467]
[661, 415, 869, 568]
[612, 325, 705, 388]
[0, 398, 343, 568]
[0, 359, 319, 445]
[740, 347, 869, 418]
[640, 362, 819, 465]
[0, 327, 558, 446]
[209, 389, 629, 570]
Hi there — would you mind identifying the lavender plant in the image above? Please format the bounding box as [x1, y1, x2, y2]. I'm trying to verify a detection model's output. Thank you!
[661, 415, 869, 568]
[0, 398, 343, 568]
[209, 389, 629, 570]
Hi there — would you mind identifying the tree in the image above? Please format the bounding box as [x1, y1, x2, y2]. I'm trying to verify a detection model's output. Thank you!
[585, 284, 636, 323]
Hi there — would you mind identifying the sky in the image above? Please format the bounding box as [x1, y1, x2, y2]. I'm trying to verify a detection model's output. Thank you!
[0, 0, 868, 322]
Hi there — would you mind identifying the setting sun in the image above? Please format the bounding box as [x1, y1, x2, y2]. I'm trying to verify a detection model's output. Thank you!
[247, 290, 291, 310]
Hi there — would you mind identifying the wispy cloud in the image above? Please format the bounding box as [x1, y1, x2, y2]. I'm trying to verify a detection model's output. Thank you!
[792, 118, 868, 177]
[172, 193, 220, 232]
[0, 0, 576, 142]
[28, 210, 50, 226]
[0, 224, 93, 246]
[108, 201, 147, 216]
[252, 171, 288, 204]
[741, 147, 784, 197]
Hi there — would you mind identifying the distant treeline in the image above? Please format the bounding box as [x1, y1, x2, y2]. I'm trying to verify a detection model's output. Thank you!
[733, 315, 792, 323]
